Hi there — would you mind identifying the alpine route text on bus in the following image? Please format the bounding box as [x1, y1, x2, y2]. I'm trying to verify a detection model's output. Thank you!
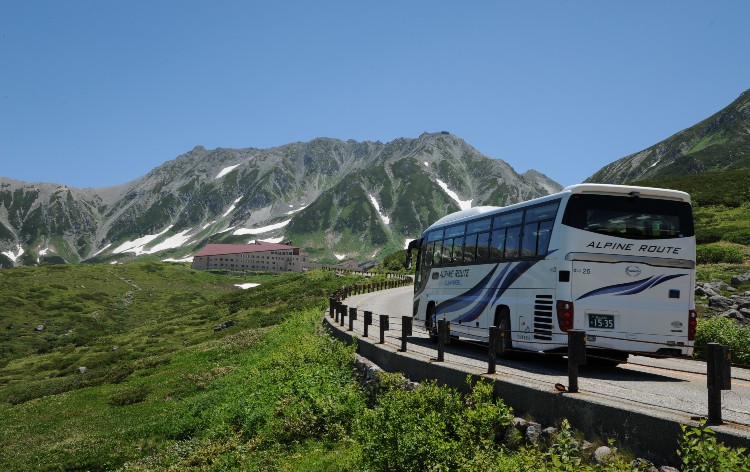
[405, 184, 696, 363]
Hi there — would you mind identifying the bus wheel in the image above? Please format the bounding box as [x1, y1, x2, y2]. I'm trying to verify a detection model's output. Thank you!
[495, 308, 514, 359]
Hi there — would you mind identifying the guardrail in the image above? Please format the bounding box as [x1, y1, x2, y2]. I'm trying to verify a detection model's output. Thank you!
[328, 288, 739, 427]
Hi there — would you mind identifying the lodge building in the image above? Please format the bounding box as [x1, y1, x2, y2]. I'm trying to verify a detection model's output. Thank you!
[191, 242, 308, 272]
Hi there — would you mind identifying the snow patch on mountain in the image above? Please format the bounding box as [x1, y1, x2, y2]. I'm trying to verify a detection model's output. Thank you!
[222, 197, 243, 218]
[112, 226, 173, 255]
[233, 220, 291, 235]
[92, 244, 112, 257]
[286, 205, 307, 215]
[235, 283, 261, 289]
[147, 229, 193, 254]
[2, 245, 24, 262]
[249, 236, 285, 244]
[368, 194, 390, 224]
[436, 179, 472, 210]
[163, 256, 193, 263]
[334, 253, 346, 260]
[215, 164, 241, 179]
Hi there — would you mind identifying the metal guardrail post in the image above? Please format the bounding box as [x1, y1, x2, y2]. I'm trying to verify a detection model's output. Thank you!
[707, 343, 732, 425]
[334, 301, 340, 323]
[567, 330, 586, 393]
[339, 304, 347, 327]
[488, 326, 500, 374]
[363, 311, 372, 337]
[400, 315, 412, 351]
[348, 307, 357, 332]
[379, 314, 389, 344]
[329, 297, 335, 318]
[436, 319, 446, 362]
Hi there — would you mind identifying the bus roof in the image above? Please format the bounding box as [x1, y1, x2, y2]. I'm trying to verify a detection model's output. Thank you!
[423, 183, 691, 234]
[563, 183, 691, 203]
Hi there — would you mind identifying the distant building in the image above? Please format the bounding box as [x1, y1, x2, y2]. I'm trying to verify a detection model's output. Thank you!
[191, 242, 366, 273]
[191, 242, 307, 272]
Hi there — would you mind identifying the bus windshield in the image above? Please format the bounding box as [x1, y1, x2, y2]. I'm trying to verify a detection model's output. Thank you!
[562, 194, 694, 240]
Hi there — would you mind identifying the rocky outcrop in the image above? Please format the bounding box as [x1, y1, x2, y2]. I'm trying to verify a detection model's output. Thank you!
[696, 274, 750, 324]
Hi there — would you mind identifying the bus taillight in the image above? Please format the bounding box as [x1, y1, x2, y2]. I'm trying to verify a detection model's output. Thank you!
[688, 309, 698, 341]
[556, 301, 574, 332]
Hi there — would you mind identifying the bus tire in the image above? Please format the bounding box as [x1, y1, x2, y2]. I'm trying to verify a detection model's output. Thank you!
[495, 307, 514, 359]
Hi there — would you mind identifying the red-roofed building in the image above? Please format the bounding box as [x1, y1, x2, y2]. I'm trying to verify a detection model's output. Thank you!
[191, 241, 308, 272]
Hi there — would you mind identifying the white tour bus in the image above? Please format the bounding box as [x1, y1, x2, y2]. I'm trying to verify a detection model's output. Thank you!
[406, 184, 697, 363]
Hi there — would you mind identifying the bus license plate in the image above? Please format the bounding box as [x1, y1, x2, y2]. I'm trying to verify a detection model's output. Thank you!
[588, 314, 614, 329]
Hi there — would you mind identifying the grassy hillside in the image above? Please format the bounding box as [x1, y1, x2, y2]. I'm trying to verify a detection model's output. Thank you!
[634, 169, 750, 244]
[1, 263, 748, 470]
[0, 264, 372, 470]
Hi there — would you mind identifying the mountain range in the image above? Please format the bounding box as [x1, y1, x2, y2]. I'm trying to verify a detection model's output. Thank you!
[0, 133, 561, 267]
[2, 87, 748, 268]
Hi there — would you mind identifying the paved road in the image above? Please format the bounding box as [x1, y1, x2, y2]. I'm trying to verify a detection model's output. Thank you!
[341, 285, 750, 427]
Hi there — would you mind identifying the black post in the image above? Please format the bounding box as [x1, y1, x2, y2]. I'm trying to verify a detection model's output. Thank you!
[706, 343, 732, 425]
[488, 326, 500, 374]
[400, 315, 412, 352]
[364, 310, 372, 337]
[339, 304, 347, 327]
[436, 319, 446, 362]
[334, 301, 340, 323]
[329, 297, 335, 318]
[379, 314, 389, 344]
[348, 307, 357, 332]
[567, 330, 586, 393]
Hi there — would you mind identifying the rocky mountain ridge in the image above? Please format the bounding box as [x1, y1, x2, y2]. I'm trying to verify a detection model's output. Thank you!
[0, 133, 561, 267]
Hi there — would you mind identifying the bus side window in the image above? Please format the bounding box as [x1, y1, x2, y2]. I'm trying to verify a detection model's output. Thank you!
[521, 222, 538, 257]
[442, 238, 453, 263]
[453, 237, 464, 263]
[490, 228, 505, 260]
[476, 231, 490, 261]
[504, 226, 521, 258]
[537, 221, 553, 256]
[424, 242, 434, 267]
[434, 241, 443, 265]
[464, 233, 477, 263]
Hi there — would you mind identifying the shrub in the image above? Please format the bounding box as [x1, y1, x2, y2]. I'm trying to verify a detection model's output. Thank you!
[356, 377, 512, 471]
[108, 384, 151, 406]
[696, 245, 745, 264]
[677, 421, 750, 471]
[694, 317, 750, 366]
[723, 229, 750, 246]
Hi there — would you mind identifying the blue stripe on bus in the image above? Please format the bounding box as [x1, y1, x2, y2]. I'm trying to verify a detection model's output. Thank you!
[436, 260, 540, 324]
[435, 265, 503, 320]
[575, 274, 686, 300]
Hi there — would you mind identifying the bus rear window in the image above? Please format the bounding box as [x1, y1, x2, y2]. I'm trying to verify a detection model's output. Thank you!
[562, 194, 694, 239]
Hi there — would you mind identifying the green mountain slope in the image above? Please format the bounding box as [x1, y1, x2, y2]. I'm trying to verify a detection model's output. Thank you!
[588, 89, 750, 183]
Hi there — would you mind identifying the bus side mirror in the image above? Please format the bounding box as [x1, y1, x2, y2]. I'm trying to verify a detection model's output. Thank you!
[405, 238, 422, 271]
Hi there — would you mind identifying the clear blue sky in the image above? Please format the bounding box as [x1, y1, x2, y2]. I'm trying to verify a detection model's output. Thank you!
[1, 1, 749, 189]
